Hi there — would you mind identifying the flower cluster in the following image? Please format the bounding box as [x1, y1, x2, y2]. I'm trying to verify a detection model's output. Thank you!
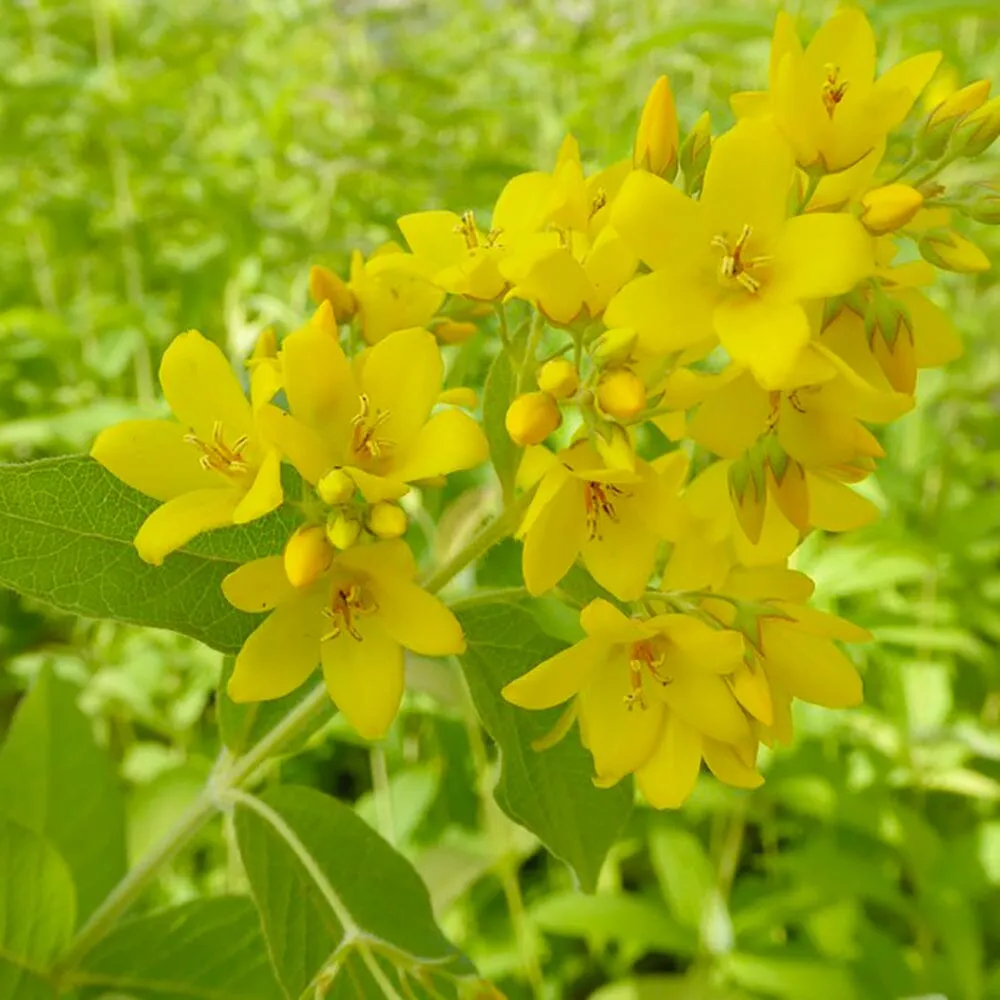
[92, 8, 997, 806]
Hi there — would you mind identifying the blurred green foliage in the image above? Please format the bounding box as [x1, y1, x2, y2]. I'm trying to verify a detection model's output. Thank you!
[3, 0, 1000, 998]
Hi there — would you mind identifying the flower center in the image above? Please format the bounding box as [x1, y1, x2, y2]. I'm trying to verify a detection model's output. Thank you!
[584, 481, 625, 540]
[455, 210, 502, 251]
[589, 188, 607, 219]
[321, 581, 378, 642]
[711, 224, 772, 294]
[350, 394, 393, 461]
[624, 638, 671, 711]
[184, 421, 250, 478]
[821, 63, 849, 118]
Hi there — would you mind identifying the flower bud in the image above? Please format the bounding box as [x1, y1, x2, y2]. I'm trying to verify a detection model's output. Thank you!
[678, 111, 712, 195]
[537, 358, 579, 399]
[920, 80, 991, 159]
[431, 319, 478, 345]
[249, 328, 277, 363]
[505, 392, 562, 446]
[918, 230, 991, 273]
[597, 368, 647, 421]
[859, 184, 924, 235]
[326, 513, 362, 551]
[283, 524, 333, 588]
[317, 468, 355, 505]
[952, 96, 1000, 158]
[634, 75, 679, 180]
[590, 327, 637, 365]
[309, 264, 356, 322]
[964, 182, 1000, 224]
[438, 387, 478, 408]
[367, 502, 408, 539]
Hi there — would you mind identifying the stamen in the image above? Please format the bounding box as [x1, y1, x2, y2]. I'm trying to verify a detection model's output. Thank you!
[350, 394, 393, 460]
[454, 211, 482, 251]
[184, 420, 251, 478]
[711, 224, 772, 294]
[321, 582, 379, 643]
[821, 63, 848, 118]
[624, 638, 672, 710]
[589, 188, 607, 219]
[584, 482, 626, 540]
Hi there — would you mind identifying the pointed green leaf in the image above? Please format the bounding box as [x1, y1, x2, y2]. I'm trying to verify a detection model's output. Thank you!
[0, 817, 76, 1000]
[73, 897, 283, 1000]
[455, 601, 633, 892]
[482, 349, 521, 504]
[232, 786, 474, 999]
[0, 668, 126, 924]
[0, 456, 296, 654]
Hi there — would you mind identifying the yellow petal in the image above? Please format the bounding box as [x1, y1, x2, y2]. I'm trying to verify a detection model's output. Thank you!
[134, 488, 241, 565]
[584, 228, 638, 315]
[714, 297, 810, 390]
[688, 371, 769, 458]
[896, 289, 962, 368]
[397, 210, 466, 269]
[701, 119, 795, 249]
[282, 302, 356, 450]
[730, 90, 770, 119]
[502, 637, 606, 710]
[806, 473, 879, 531]
[773, 214, 874, 300]
[388, 408, 488, 483]
[730, 662, 773, 726]
[320, 622, 404, 740]
[578, 657, 663, 782]
[522, 478, 587, 596]
[774, 603, 872, 644]
[871, 51, 942, 130]
[232, 448, 283, 523]
[508, 248, 591, 325]
[355, 254, 445, 344]
[582, 501, 660, 602]
[92, 419, 218, 501]
[223, 556, 297, 613]
[723, 566, 815, 603]
[159, 330, 253, 444]
[580, 599, 651, 643]
[335, 538, 417, 580]
[370, 575, 465, 656]
[361, 327, 443, 452]
[492, 171, 556, 236]
[228, 588, 325, 701]
[655, 616, 746, 674]
[636, 713, 701, 809]
[803, 8, 876, 89]
[702, 738, 764, 789]
[657, 673, 751, 744]
[761, 620, 863, 708]
[257, 405, 335, 486]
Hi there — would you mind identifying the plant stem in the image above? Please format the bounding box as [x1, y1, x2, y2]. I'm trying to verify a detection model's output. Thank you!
[54, 682, 331, 978]
[516, 312, 546, 394]
[494, 302, 511, 354]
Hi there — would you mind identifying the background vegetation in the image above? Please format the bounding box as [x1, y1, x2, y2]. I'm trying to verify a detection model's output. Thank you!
[2, 0, 1000, 997]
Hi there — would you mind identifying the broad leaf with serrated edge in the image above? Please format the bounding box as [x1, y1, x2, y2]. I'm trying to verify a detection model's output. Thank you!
[456, 601, 632, 892]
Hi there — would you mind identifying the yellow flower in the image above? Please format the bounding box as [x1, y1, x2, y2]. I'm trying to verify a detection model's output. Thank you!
[502, 598, 757, 805]
[347, 245, 445, 344]
[732, 9, 940, 173]
[259, 304, 488, 502]
[517, 443, 687, 601]
[309, 264, 357, 322]
[607, 118, 874, 388]
[634, 76, 679, 179]
[92, 330, 283, 565]
[225, 540, 465, 739]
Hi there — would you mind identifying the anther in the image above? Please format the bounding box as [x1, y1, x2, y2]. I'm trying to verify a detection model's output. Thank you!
[712, 224, 771, 294]
[321, 583, 379, 643]
[584, 482, 625, 540]
[350, 394, 392, 460]
[821, 63, 849, 117]
[184, 421, 251, 477]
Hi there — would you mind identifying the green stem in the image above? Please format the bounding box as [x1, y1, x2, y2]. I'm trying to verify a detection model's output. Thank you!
[912, 152, 960, 189]
[516, 312, 547, 394]
[494, 302, 512, 354]
[797, 171, 823, 214]
[54, 682, 331, 978]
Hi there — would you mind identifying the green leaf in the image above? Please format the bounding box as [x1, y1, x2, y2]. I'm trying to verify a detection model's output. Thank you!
[455, 601, 633, 892]
[481, 349, 521, 505]
[0, 456, 296, 654]
[589, 973, 747, 1000]
[73, 897, 283, 1000]
[722, 953, 859, 1000]
[529, 892, 696, 956]
[232, 786, 474, 999]
[0, 816, 76, 1000]
[217, 659, 334, 755]
[0, 667, 125, 925]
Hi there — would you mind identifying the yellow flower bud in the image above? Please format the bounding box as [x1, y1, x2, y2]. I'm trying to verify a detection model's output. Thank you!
[678, 111, 712, 194]
[966, 182, 1000, 224]
[431, 319, 478, 345]
[536, 358, 579, 399]
[249, 328, 277, 363]
[597, 368, 647, 421]
[953, 96, 1000, 158]
[309, 264, 356, 322]
[918, 230, 991, 273]
[505, 392, 562, 446]
[283, 524, 333, 589]
[438, 387, 478, 408]
[590, 327, 637, 365]
[326, 513, 362, 551]
[634, 75, 679, 180]
[367, 502, 408, 539]
[921, 80, 991, 159]
[859, 184, 924, 235]
[317, 468, 355, 505]
[594, 423, 636, 472]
